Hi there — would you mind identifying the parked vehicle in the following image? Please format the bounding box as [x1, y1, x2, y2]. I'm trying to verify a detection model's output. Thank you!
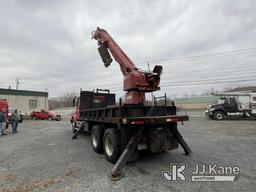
[31, 110, 61, 121]
[205, 93, 256, 120]
[48, 111, 62, 121]
[0, 99, 8, 128]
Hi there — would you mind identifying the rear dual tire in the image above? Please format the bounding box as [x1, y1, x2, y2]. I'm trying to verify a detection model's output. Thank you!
[90, 126, 120, 164]
[91, 125, 105, 153]
[103, 128, 120, 164]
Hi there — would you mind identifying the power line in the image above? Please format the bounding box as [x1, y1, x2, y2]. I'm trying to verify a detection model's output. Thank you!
[50, 77, 256, 97]
[2, 69, 255, 94]
[2, 47, 256, 93]
[139, 47, 256, 64]
[164, 70, 256, 79]
[3, 64, 254, 85]
[161, 78, 256, 87]
[105, 77, 256, 91]
[164, 65, 256, 74]
[59, 73, 256, 89]
[2, 47, 256, 80]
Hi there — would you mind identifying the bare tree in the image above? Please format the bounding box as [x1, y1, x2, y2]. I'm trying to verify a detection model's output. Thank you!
[49, 92, 77, 110]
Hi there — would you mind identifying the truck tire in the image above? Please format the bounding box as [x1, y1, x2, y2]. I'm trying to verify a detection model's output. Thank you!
[214, 111, 225, 120]
[91, 125, 104, 153]
[103, 128, 120, 164]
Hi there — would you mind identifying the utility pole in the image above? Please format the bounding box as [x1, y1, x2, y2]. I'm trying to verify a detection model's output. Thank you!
[45, 88, 48, 110]
[15, 77, 20, 90]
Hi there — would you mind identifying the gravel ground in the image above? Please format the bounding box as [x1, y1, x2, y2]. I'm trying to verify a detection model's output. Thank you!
[0, 117, 255, 192]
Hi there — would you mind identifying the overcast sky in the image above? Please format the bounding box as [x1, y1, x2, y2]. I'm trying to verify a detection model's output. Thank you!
[1, 0, 256, 98]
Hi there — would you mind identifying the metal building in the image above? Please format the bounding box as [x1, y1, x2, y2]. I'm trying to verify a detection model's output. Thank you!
[0, 88, 48, 115]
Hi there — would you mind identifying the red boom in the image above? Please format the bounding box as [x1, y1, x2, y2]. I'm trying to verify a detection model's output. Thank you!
[92, 27, 162, 104]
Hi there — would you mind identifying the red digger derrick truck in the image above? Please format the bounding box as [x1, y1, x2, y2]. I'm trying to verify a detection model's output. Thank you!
[71, 27, 191, 180]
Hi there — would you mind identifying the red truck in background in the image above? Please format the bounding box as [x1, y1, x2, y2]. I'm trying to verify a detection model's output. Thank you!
[31, 110, 62, 121]
[0, 100, 24, 130]
[0, 99, 8, 125]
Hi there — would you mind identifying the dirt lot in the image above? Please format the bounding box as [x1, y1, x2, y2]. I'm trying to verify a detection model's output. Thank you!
[0, 117, 255, 192]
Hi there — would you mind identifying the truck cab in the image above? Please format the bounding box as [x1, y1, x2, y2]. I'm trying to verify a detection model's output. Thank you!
[206, 93, 256, 120]
[206, 97, 240, 120]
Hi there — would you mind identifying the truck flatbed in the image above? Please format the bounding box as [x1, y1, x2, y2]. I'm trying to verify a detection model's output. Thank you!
[72, 90, 191, 180]
[79, 104, 188, 125]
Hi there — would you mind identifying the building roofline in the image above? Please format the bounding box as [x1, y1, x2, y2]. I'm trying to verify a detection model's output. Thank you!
[0, 88, 48, 97]
[226, 86, 256, 92]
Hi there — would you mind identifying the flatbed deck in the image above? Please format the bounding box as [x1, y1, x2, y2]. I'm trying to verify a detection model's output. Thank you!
[72, 90, 191, 180]
[80, 104, 188, 125]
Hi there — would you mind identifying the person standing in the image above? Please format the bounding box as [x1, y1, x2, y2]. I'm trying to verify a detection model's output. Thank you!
[11, 109, 19, 134]
[0, 108, 6, 136]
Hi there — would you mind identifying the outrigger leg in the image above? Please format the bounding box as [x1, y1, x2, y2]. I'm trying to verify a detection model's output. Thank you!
[72, 124, 82, 140]
[110, 127, 143, 181]
[170, 126, 192, 155]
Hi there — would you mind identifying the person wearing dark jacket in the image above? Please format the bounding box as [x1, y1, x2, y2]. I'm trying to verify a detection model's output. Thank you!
[0, 109, 6, 136]
[10, 109, 19, 134]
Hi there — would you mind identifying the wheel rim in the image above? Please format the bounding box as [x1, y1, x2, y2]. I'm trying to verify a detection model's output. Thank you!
[105, 135, 113, 156]
[91, 130, 98, 147]
[216, 113, 223, 120]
